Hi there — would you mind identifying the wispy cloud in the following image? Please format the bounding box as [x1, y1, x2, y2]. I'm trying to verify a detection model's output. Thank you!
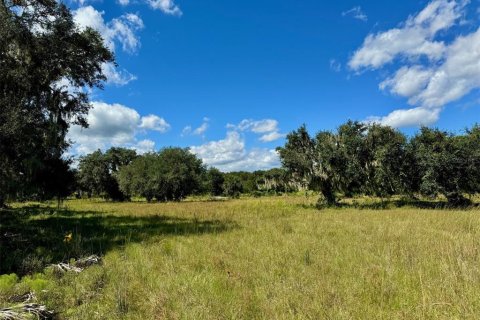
[342, 6, 368, 22]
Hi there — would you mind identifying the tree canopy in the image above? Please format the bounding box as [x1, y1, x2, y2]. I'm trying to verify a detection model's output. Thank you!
[117, 148, 205, 202]
[0, 0, 113, 205]
[278, 122, 480, 207]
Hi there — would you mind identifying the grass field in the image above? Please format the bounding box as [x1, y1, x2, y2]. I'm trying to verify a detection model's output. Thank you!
[1, 195, 480, 319]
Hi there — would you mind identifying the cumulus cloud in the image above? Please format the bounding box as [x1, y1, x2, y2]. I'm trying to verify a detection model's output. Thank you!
[383, 28, 480, 109]
[147, 0, 182, 16]
[73, 7, 144, 86]
[139, 115, 171, 132]
[349, 0, 466, 70]
[351, 0, 480, 127]
[134, 139, 156, 154]
[366, 107, 441, 128]
[227, 119, 286, 142]
[189, 132, 280, 172]
[74, 7, 144, 54]
[342, 6, 368, 22]
[68, 102, 168, 154]
[259, 131, 286, 142]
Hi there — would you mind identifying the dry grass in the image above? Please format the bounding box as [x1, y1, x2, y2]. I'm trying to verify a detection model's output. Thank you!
[1, 195, 480, 319]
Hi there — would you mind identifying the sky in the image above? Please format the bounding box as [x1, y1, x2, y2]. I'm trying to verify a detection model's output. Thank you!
[66, 0, 480, 171]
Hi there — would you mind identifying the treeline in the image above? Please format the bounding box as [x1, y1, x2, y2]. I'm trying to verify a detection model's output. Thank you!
[75, 148, 294, 201]
[277, 121, 480, 207]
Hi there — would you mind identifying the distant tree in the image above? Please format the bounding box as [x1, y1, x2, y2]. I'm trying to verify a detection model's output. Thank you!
[256, 168, 291, 193]
[76, 148, 136, 200]
[364, 124, 407, 198]
[276, 125, 316, 192]
[334, 121, 369, 197]
[223, 175, 243, 198]
[0, 0, 113, 206]
[463, 125, 480, 196]
[205, 168, 225, 196]
[409, 127, 475, 205]
[279, 122, 407, 206]
[104, 148, 138, 172]
[117, 148, 205, 202]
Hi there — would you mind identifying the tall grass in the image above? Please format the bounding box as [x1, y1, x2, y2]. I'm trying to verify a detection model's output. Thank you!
[1, 196, 480, 319]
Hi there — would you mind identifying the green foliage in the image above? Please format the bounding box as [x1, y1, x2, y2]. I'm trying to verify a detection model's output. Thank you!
[204, 168, 225, 196]
[410, 126, 478, 204]
[77, 148, 137, 201]
[222, 175, 243, 198]
[22, 273, 51, 293]
[117, 148, 205, 202]
[0, 0, 113, 205]
[279, 121, 480, 206]
[0, 273, 18, 293]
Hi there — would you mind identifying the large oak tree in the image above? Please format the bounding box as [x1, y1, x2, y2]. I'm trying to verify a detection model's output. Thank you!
[0, 0, 113, 205]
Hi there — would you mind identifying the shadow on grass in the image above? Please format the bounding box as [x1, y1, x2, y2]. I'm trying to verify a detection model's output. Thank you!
[0, 206, 237, 275]
[298, 198, 479, 210]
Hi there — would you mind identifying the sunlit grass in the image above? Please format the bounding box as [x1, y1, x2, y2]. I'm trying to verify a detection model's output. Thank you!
[1, 196, 480, 319]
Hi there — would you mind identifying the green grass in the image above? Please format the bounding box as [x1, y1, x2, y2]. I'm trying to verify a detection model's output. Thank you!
[1, 196, 480, 319]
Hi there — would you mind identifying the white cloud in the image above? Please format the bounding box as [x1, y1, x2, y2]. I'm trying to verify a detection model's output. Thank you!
[73, 6, 144, 54]
[73, 7, 143, 86]
[193, 122, 209, 135]
[189, 132, 280, 172]
[182, 117, 209, 136]
[228, 119, 286, 142]
[349, 0, 466, 70]
[366, 107, 441, 128]
[139, 115, 171, 132]
[232, 119, 279, 133]
[134, 139, 156, 154]
[181, 126, 192, 136]
[147, 0, 182, 16]
[118, 0, 130, 5]
[101, 63, 137, 86]
[351, 0, 480, 128]
[68, 102, 168, 154]
[259, 131, 286, 142]
[69, 101, 140, 153]
[342, 6, 368, 22]
[379, 66, 434, 98]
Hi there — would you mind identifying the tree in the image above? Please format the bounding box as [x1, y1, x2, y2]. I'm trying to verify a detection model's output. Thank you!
[276, 125, 316, 190]
[277, 125, 340, 206]
[364, 124, 406, 198]
[0, 0, 114, 205]
[408, 127, 477, 205]
[117, 148, 205, 202]
[204, 168, 225, 196]
[223, 176, 243, 198]
[279, 122, 408, 206]
[76, 148, 136, 200]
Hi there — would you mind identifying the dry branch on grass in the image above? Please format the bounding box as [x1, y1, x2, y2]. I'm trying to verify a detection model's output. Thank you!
[50, 255, 102, 274]
[0, 303, 55, 320]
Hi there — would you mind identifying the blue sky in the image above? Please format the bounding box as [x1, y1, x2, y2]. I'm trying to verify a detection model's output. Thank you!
[67, 0, 480, 171]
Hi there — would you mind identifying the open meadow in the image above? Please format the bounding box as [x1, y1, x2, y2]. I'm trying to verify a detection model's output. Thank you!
[1, 195, 480, 319]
